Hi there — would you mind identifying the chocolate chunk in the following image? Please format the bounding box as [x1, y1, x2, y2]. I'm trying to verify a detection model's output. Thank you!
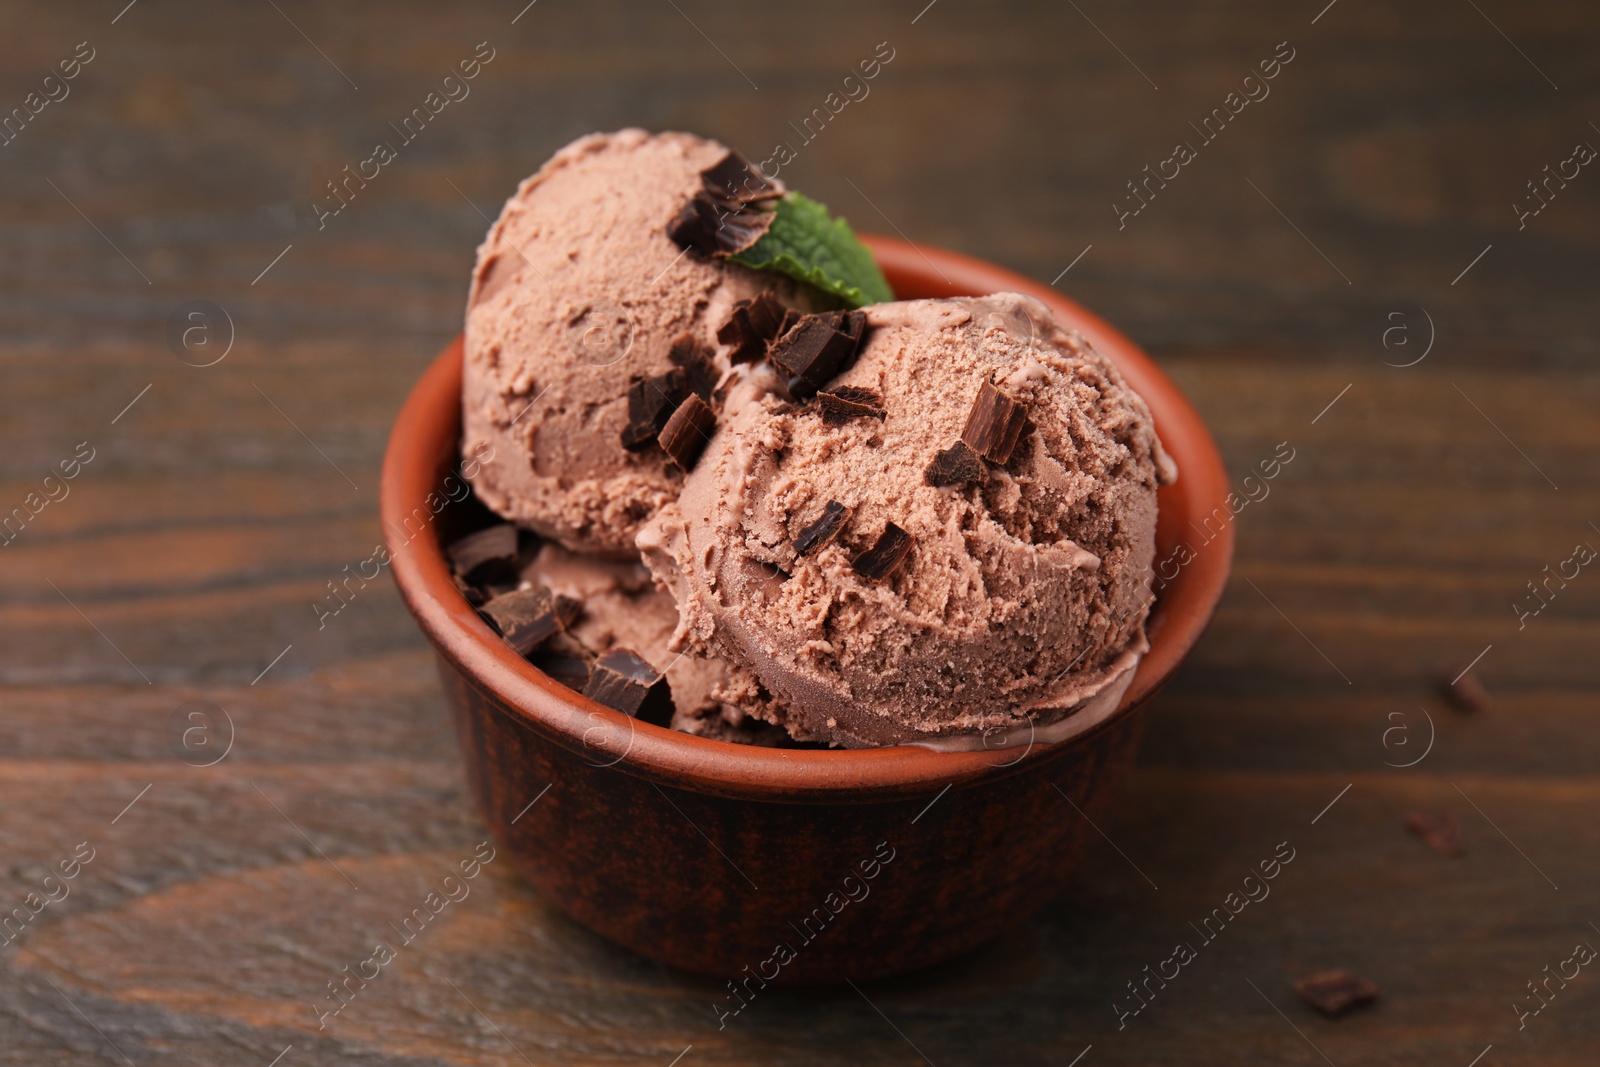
[452, 573, 489, 607]
[818, 386, 886, 425]
[716, 292, 788, 363]
[446, 524, 518, 584]
[794, 500, 852, 555]
[1293, 970, 1379, 1018]
[1404, 810, 1465, 856]
[480, 586, 580, 657]
[700, 150, 783, 207]
[783, 375, 819, 402]
[583, 648, 673, 727]
[853, 522, 913, 582]
[769, 310, 868, 388]
[666, 194, 774, 257]
[657, 393, 717, 471]
[669, 334, 719, 400]
[925, 440, 988, 487]
[1436, 667, 1490, 713]
[961, 381, 1029, 465]
[621, 370, 689, 451]
[667, 152, 781, 258]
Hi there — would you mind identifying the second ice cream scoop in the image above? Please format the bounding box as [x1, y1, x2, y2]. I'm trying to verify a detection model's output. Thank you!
[640, 293, 1176, 747]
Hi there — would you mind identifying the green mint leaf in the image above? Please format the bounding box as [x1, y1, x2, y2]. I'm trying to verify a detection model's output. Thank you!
[729, 192, 894, 308]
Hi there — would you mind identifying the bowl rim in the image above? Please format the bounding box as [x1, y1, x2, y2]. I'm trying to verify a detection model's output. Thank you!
[381, 235, 1232, 801]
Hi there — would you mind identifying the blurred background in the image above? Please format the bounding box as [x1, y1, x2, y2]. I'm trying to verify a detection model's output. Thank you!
[1, 1, 1596, 1064]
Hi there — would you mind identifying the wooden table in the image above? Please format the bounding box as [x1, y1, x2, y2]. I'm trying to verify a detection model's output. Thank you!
[2, 1, 1596, 1063]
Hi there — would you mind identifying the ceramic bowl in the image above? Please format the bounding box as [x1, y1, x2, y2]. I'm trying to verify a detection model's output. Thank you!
[380, 236, 1232, 983]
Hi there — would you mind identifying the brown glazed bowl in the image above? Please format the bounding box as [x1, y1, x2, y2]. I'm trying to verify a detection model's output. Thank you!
[381, 236, 1232, 984]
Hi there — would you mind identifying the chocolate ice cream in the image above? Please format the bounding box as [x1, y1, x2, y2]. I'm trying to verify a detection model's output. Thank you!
[461, 129, 824, 557]
[639, 294, 1175, 747]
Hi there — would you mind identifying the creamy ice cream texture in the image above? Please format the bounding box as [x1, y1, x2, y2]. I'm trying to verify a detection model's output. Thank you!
[639, 294, 1175, 747]
[461, 129, 821, 557]
[459, 129, 1175, 749]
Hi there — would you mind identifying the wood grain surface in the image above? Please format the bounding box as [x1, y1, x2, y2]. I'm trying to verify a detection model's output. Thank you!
[1, 1, 1597, 1064]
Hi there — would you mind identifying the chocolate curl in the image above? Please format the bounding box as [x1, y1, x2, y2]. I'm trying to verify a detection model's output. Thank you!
[446, 524, 518, 583]
[657, 393, 717, 471]
[924, 441, 987, 487]
[621, 369, 688, 451]
[667, 150, 782, 257]
[960, 381, 1029, 464]
[852, 522, 913, 582]
[817, 386, 885, 425]
[793, 500, 852, 555]
[716, 291, 788, 364]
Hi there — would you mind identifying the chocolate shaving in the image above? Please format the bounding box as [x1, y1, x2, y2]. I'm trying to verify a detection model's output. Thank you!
[667, 151, 781, 257]
[669, 334, 719, 400]
[925, 440, 988, 487]
[769, 310, 868, 388]
[961, 381, 1029, 465]
[446, 524, 518, 584]
[1293, 970, 1379, 1018]
[818, 386, 885, 425]
[480, 586, 580, 657]
[716, 291, 788, 363]
[853, 522, 913, 582]
[621, 369, 689, 451]
[583, 647, 673, 727]
[658, 393, 717, 471]
[526, 634, 593, 691]
[794, 500, 852, 555]
[1436, 667, 1490, 713]
[1405, 810, 1465, 857]
[700, 150, 783, 207]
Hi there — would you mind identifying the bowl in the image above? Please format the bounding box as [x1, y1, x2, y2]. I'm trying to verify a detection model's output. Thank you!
[381, 235, 1232, 983]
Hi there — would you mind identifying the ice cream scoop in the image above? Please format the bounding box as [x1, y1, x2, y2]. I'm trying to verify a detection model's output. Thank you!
[461, 129, 823, 557]
[639, 293, 1176, 747]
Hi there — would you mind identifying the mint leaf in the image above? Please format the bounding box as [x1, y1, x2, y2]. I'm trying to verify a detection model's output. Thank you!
[729, 193, 894, 308]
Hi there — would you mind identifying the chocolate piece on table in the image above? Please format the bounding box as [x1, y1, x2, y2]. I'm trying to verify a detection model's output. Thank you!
[925, 440, 988, 487]
[853, 522, 913, 582]
[668, 334, 719, 400]
[793, 500, 852, 555]
[621, 369, 689, 451]
[1436, 667, 1490, 713]
[657, 393, 717, 471]
[716, 291, 788, 364]
[818, 386, 886, 425]
[961, 381, 1030, 465]
[583, 647, 674, 727]
[1293, 970, 1380, 1018]
[769, 311, 868, 388]
[1404, 810, 1464, 856]
[480, 586, 581, 657]
[446, 524, 518, 584]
